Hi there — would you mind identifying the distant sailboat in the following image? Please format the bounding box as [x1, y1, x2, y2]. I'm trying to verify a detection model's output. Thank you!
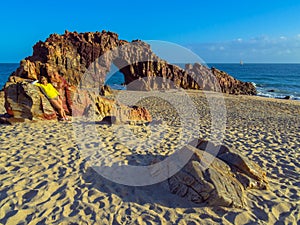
[240, 60, 244, 65]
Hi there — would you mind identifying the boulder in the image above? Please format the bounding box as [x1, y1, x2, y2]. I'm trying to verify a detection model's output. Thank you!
[194, 139, 268, 190]
[168, 145, 245, 208]
[217, 152, 268, 190]
[168, 142, 268, 208]
[4, 78, 57, 120]
[72, 89, 152, 123]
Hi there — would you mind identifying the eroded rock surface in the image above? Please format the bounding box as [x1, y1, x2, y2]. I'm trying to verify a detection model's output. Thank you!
[4, 77, 151, 123]
[71, 89, 152, 123]
[211, 67, 257, 95]
[4, 78, 57, 120]
[168, 142, 268, 208]
[3, 30, 256, 121]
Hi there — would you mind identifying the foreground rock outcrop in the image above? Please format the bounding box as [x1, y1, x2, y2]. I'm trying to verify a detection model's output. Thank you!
[4, 77, 151, 123]
[72, 89, 151, 123]
[168, 141, 268, 208]
[4, 78, 57, 120]
[3, 30, 256, 121]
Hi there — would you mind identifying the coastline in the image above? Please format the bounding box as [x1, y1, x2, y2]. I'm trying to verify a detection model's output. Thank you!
[0, 90, 299, 224]
[1, 62, 300, 101]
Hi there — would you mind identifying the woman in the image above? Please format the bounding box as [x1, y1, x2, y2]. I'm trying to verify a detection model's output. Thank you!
[32, 76, 69, 121]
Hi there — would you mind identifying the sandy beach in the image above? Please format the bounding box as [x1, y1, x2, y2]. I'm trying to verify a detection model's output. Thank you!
[0, 90, 299, 225]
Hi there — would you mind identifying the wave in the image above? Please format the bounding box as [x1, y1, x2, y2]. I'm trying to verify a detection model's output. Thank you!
[257, 91, 300, 101]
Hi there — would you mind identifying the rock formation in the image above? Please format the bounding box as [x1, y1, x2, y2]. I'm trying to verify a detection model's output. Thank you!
[100, 85, 113, 96]
[72, 89, 151, 123]
[210, 67, 256, 95]
[168, 141, 268, 208]
[4, 76, 151, 123]
[3, 30, 256, 121]
[4, 77, 57, 120]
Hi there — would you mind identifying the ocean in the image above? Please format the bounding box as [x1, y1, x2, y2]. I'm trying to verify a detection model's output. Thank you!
[208, 63, 300, 100]
[1, 63, 299, 100]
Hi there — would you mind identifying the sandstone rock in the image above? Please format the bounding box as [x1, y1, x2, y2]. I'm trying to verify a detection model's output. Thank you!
[193, 139, 268, 190]
[6, 31, 257, 93]
[3, 30, 256, 121]
[100, 85, 112, 96]
[47, 71, 73, 115]
[93, 95, 152, 123]
[189, 139, 230, 157]
[210, 67, 257, 95]
[184, 63, 221, 91]
[72, 89, 152, 123]
[4, 79, 57, 120]
[168, 143, 268, 207]
[217, 152, 268, 190]
[168, 145, 246, 208]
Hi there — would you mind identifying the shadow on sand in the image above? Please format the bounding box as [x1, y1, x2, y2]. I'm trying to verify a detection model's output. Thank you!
[81, 152, 201, 209]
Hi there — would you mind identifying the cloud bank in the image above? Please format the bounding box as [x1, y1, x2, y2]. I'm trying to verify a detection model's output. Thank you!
[187, 35, 300, 63]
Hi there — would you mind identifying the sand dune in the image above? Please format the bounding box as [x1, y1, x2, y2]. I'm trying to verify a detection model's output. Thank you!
[0, 91, 299, 224]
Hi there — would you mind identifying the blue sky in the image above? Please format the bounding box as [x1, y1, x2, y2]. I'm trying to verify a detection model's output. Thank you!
[1, 0, 300, 63]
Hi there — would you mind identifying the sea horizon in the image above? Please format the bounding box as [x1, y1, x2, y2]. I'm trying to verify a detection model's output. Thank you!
[1, 62, 300, 100]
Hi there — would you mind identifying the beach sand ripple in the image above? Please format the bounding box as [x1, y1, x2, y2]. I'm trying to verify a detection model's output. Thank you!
[0, 91, 299, 224]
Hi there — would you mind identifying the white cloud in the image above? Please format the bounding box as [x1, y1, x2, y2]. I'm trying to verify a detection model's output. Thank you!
[277, 49, 292, 55]
[187, 35, 300, 63]
[280, 36, 287, 40]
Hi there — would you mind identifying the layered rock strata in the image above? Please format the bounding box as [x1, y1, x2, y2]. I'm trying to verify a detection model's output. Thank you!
[168, 141, 268, 208]
[4, 30, 256, 121]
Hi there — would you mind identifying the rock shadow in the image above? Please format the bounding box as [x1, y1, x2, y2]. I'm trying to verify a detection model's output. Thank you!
[82, 152, 201, 209]
[82, 139, 268, 209]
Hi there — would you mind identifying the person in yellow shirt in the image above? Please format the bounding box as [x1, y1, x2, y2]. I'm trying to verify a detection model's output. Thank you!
[32, 76, 69, 121]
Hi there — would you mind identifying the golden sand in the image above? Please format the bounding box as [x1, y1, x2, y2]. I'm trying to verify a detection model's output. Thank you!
[0, 91, 299, 224]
